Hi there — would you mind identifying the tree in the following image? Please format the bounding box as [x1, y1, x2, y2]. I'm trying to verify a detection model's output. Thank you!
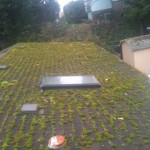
[124, 0, 150, 34]
[0, 0, 60, 42]
[63, 0, 87, 24]
[31, 0, 60, 25]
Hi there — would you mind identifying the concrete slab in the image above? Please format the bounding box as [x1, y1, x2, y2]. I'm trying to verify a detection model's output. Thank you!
[38, 109, 45, 115]
[0, 65, 8, 70]
[40, 75, 101, 90]
[21, 104, 38, 113]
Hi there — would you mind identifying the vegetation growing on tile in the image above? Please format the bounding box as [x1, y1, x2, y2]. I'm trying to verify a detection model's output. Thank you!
[0, 42, 150, 149]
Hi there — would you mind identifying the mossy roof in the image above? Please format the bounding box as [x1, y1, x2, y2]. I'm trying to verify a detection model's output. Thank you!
[0, 42, 150, 150]
[121, 34, 150, 51]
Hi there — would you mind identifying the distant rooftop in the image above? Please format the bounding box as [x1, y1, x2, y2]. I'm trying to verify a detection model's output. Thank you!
[121, 34, 150, 51]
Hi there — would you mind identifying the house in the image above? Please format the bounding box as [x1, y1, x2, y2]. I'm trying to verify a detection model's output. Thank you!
[112, 0, 126, 19]
[84, 0, 93, 21]
[84, 0, 92, 21]
[121, 34, 150, 75]
[91, 0, 112, 21]
[84, 0, 126, 21]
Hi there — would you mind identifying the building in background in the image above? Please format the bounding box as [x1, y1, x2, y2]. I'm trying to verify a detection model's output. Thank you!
[84, 0, 126, 22]
[59, 11, 64, 18]
[91, 0, 112, 21]
[112, 0, 126, 19]
[121, 34, 150, 75]
[84, 0, 93, 21]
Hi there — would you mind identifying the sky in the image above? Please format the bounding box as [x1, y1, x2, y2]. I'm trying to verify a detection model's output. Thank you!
[57, 0, 73, 12]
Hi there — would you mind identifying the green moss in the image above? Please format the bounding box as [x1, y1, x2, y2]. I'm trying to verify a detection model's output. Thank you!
[143, 139, 150, 144]
[79, 136, 92, 147]
[13, 134, 27, 144]
[130, 121, 138, 129]
[129, 133, 136, 139]
[1, 81, 10, 87]
[24, 137, 33, 149]
[110, 142, 116, 148]
[38, 136, 45, 143]
[94, 133, 103, 142]
[125, 138, 132, 144]
[82, 129, 92, 136]
[79, 113, 85, 117]
[2, 142, 9, 150]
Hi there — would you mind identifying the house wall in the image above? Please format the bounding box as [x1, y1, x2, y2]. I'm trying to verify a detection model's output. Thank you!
[84, 0, 92, 12]
[112, 0, 126, 19]
[91, 0, 112, 12]
[92, 9, 112, 20]
[88, 12, 93, 21]
[112, 0, 125, 12]
[134, 48, 150, 75]
[122, 42, 135, 67]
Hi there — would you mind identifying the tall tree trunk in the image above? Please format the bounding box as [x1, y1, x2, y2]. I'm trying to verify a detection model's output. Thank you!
[140, 21, 145, 35]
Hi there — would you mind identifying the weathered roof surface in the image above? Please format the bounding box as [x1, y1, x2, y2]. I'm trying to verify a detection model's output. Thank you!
[0, 42, 150, 149]
[121, 34, 150, 51]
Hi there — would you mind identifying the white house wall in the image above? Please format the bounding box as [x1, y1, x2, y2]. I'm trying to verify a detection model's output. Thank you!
[134, 48, 150, 75]
[88, 12, 93, 21]
[91, 0, 112, 12]
[122, 42, 135, 67]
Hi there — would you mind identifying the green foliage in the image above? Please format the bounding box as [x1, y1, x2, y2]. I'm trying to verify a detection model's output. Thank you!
[93, 20, 141, 52]
[0, 0, 60, 49]
[63, 0, 87, 24]
[124, 0, 150, 33]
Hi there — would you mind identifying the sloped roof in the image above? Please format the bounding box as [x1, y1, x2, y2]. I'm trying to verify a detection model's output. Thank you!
[121, 34, 150, 51]
[1, 42, 150, 149]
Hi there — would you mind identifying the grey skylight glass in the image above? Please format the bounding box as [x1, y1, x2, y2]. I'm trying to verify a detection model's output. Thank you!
[0, 65, 8, 70]
[40, 76, 101, 90]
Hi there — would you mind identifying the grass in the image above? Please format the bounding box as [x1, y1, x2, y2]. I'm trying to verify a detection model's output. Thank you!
[0, 42, 150, 149]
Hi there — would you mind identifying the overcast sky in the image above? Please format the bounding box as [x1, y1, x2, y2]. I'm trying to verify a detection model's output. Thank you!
[57, 0, 73, 12]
